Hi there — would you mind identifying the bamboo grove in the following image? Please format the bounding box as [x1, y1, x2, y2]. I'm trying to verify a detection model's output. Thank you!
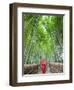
[23, 14, 63, 64]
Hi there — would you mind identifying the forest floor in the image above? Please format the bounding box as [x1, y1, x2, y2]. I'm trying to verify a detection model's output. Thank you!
[24, 62, 63, 74]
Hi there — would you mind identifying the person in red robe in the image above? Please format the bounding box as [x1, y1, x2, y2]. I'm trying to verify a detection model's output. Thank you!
[40, 59, 47, 73]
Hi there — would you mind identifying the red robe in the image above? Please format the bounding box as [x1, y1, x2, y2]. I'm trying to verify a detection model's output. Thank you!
[40, 59, 47, 73]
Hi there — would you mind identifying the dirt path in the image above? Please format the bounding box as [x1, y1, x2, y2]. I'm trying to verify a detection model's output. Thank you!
[24, 62, 63, 74]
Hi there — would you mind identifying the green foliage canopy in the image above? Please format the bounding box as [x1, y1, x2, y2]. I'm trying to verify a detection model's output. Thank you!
[24, 14, 63, 64]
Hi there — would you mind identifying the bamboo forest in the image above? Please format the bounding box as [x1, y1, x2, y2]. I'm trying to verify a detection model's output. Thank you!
[23, 14, 63, 74]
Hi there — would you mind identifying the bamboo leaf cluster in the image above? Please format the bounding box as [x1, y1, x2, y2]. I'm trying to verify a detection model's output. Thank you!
[24, 14, 63, 64]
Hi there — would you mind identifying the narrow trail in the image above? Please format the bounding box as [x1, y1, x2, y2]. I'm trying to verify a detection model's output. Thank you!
[24, 62, 63, 74]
